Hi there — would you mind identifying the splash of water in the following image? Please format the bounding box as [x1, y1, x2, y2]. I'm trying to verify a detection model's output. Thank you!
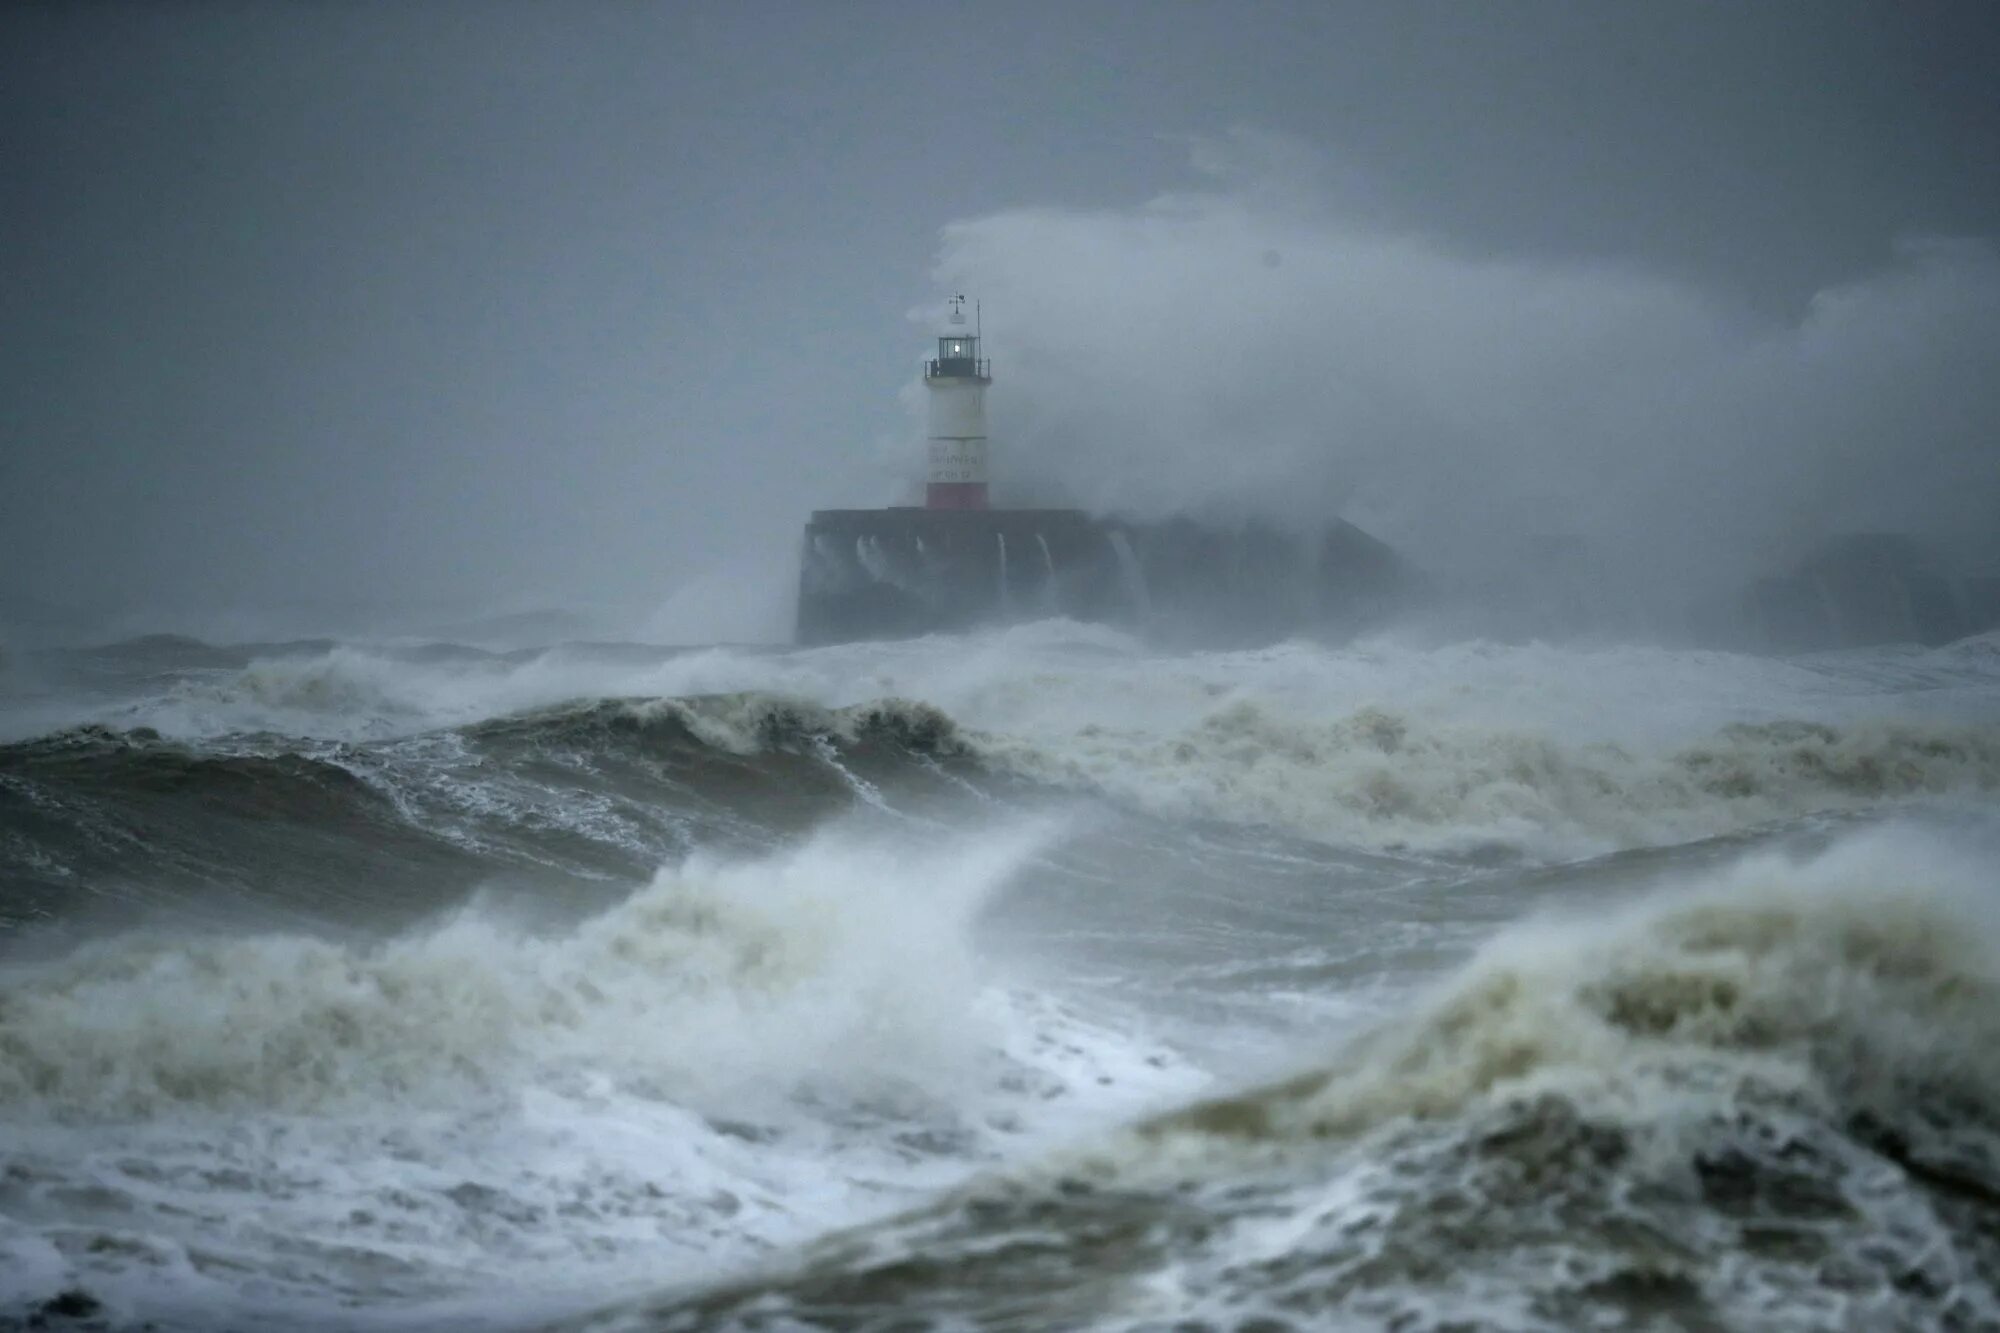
[996, 532, 1012, 615]
[1107, 529, 1152, 622]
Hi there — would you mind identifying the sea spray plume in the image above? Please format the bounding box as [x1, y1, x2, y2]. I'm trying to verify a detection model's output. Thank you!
[933, 131, 2000, 627]
[592, 826, 2000, 1331]
[0, 817, 1062, 1118]
[640, 551, 801, 646]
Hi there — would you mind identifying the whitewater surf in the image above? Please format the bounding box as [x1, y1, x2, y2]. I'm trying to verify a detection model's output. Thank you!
[1, 624, 1997, 1331]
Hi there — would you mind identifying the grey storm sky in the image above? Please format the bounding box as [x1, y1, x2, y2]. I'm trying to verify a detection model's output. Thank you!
[3, 1, 1997, 639]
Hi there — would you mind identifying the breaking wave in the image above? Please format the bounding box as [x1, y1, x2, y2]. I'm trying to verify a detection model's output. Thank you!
[0, 815, 1208, 1330]
[1151, 823, 2000, 1145]
[972, 703, 2000, 857]
[466, 693, 965, 760]
[0, 822, 1043, 1119]
[593, 825, 2000, 1332]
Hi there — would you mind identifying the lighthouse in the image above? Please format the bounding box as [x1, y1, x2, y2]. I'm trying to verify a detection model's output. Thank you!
[794, 295, 1417, 644]
[923, 296, 991, 509]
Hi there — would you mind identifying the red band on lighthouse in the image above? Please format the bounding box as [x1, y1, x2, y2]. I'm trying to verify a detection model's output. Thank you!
[925, 481, 987, 510]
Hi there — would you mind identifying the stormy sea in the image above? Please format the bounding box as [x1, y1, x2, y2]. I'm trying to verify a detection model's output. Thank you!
[3, 622, 1999, 1332]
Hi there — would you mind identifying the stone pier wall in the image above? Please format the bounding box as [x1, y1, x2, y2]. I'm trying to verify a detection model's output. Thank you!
[1747, 534, 1997, 650]
[795, 507, 1413, 645]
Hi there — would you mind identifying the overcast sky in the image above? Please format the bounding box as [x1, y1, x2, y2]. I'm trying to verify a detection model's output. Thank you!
[4, 1, 1996, 640]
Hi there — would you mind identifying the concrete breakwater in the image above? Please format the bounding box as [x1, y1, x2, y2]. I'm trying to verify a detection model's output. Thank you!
[796, 513, 2000, 651]
[1749, 533, 2000, 651]
[795, 508, 1413, 645]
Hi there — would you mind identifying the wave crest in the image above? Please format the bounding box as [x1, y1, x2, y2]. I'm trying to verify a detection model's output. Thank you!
[465, 692, 965, 762]
[0, 822, 1047, 1118]
[1155, 826, 2000, 1149]
[973, 701, 2000, 855]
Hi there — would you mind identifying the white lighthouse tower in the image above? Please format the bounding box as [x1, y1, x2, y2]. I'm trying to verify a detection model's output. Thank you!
[924, 296, 991, 510]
